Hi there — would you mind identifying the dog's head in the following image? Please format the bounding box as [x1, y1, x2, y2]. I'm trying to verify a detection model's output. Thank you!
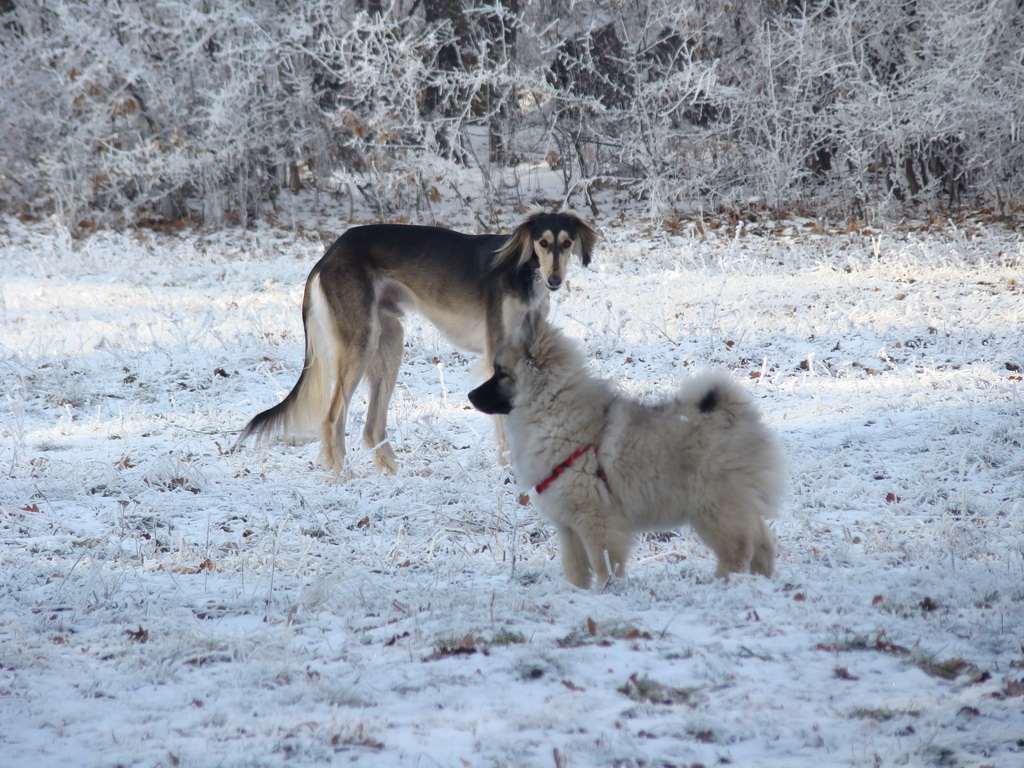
[468, 310, 542, 415]
[467, 360, 516, 415]
[492, 210, 597, 291]
[469, 309, 581, 415]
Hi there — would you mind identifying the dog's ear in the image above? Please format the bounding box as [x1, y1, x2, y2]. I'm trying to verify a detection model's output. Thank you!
[492, 212, 541, 272]
[565, 212, 597, 267]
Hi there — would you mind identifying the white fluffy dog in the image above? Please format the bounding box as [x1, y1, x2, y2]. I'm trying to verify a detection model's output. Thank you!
[468, 311, 785, 589]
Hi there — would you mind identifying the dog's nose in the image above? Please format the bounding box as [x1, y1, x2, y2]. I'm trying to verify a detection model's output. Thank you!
[547, 274, 563, 290]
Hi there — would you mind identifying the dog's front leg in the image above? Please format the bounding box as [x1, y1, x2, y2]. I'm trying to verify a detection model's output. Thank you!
[483, 298, 514, 465]
[557, 526, 593, 589]
[576, 519, 630, 589]
[492, 416, 510, 465]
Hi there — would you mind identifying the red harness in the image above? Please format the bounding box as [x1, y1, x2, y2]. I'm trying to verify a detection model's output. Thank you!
[534, 443, 612, 495]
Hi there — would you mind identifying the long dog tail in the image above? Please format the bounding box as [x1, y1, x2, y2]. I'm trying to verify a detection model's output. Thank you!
[234, 271, 335, 450]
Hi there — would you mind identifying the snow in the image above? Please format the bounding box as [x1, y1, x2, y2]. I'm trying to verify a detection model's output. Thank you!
[1, 207, 1023, 768]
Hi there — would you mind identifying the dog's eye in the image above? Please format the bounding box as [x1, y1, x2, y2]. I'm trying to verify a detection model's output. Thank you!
[538, 239, 549, 249]
[560, 238, 573, 249]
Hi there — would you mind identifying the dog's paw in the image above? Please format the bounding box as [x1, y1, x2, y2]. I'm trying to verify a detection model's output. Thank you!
[320, 448, 343, 476]
[374, 443, 398, 475]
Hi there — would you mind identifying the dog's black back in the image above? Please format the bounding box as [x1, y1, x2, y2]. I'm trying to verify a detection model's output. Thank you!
[314, 224, 536, 310]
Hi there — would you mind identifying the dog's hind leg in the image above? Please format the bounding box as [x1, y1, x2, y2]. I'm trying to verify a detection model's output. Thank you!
[748, 518, 776, 577]
[317, 265, 377, 475]
[691, 512, 766, 579]
[557, 526, 593, 589]
[363, 306, 403, 474]
[320, 333, 370, 475]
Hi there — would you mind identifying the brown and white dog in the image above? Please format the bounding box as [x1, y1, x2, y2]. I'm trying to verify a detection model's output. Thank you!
[236, 211, 596, 474]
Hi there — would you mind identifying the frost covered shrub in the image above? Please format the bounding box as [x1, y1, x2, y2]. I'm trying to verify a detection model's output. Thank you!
[0, 0, 535, 227]
[0, 1, 464, 226]
[1, 1, 322, 226]
[538, 0, 1024, 217]
[0, 0, 1021, 225]
[732, 0, 1024, 215]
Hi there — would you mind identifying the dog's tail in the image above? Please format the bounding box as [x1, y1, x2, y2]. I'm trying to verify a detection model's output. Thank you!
[675, 370, 759, 421]
[675, 371, 786, 516]
[234, 271, 336, 451]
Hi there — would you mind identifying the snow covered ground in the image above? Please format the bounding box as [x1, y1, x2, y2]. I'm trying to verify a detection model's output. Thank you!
[2, 206, 1022, 767]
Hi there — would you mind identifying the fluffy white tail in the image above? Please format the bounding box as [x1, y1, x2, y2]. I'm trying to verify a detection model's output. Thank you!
[235, 272, 336, 449]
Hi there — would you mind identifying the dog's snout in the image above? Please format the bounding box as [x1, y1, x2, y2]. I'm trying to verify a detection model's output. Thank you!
[547, 274, 563, 290]
[468, 378, 513, 415]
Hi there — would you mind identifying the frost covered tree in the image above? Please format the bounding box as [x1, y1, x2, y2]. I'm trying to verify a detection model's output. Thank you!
[0, 0, 1021, 227]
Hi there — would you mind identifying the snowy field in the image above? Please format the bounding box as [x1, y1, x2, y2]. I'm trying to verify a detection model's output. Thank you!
[2, 206, 1023, 768]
